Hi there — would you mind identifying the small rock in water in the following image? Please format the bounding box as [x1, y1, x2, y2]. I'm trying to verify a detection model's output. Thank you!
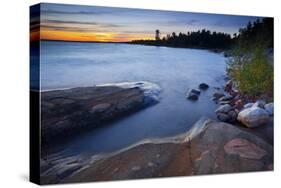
[264, 103, 273, 116]
[190, 89, 201, 95]
[187, 92, 199, 100]
[199, 83, 209, 90]
[186, 89, 201, 101]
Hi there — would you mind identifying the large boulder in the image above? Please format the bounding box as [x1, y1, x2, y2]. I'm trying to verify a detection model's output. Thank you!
[264, 103, 273, 116]
[44, 117, 272, 184]
[237, 107, 270, 128]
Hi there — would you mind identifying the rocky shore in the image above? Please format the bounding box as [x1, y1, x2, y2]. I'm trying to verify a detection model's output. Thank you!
[186, 79, 274, 130]
[40, 117, 273, 184]
[40, 79, 273, 185]
[41, 81, 161, 149]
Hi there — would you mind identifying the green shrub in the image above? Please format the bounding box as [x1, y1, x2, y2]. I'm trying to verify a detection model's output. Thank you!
[227, 45, 273, 98]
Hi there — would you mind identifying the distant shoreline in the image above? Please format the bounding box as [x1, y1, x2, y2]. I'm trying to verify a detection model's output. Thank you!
[39, 39, 128, 44]
[38, 39, 228, 54]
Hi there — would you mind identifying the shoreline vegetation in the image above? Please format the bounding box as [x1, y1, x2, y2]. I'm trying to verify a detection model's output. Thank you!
[39, 18, 274, 184]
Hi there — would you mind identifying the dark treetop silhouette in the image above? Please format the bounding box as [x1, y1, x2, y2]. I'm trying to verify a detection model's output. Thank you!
[131, 18, 273, 50]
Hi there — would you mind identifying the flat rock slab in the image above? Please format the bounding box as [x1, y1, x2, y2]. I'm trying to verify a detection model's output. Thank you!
[41, 82, 161, 148]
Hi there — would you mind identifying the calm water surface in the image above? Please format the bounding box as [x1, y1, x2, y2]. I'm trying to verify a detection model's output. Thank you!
[40, 41, 227, 157]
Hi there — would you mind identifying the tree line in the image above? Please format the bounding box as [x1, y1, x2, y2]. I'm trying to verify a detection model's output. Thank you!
[130, 18, 273, 50]
[233, 17, 273, 50]
[131, 29, 233, 49]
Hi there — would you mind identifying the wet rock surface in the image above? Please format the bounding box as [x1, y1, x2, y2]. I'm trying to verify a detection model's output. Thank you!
[40, 117, 273, 184]
[186, 89, 201, 100]
[41, 82, 161, 148]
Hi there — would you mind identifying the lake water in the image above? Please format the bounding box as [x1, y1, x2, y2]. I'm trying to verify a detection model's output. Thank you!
[40, 41, 227, 157]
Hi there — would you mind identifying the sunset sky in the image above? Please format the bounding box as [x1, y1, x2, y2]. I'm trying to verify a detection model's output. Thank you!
[35, 3, 262, 42]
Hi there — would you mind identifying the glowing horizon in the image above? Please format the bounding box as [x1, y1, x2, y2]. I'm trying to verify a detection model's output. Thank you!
[32, 3, 262, 42]
[39, 29, 154, 42]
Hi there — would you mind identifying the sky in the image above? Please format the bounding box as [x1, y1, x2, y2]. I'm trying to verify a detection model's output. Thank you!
[33, 3, 262, 42]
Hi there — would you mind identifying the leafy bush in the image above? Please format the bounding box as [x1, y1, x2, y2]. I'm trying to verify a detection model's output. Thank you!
[227, 45, 273, 98]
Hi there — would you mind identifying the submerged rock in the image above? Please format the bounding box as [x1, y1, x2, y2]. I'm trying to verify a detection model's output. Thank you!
[237, 107, 270, 128]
